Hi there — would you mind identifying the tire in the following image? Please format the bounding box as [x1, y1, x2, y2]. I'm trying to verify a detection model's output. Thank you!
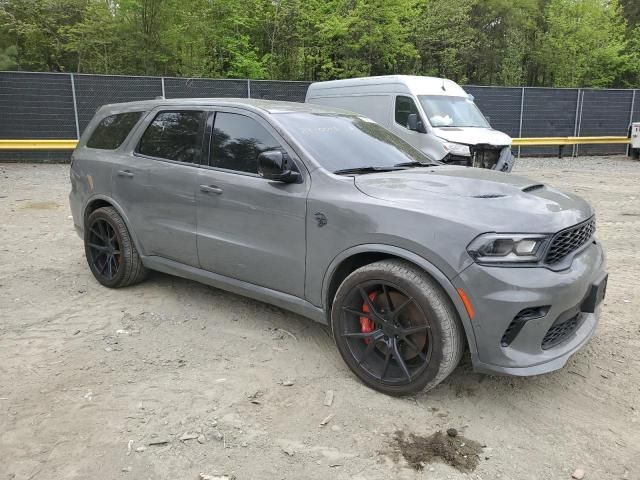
[84, 206, 147, 288]
[330, 259, 465, 396]
[632, 148, 640, 160]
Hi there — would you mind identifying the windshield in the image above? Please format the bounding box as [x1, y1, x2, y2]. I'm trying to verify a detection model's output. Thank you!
[275, 113, 435, 173]
[418, 95, 489, 128]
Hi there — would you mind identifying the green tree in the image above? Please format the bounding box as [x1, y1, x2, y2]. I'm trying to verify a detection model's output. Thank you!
[620, 0, 640, 27]
[0, 0, 88, 71]
[536, 0, 629, 87]
[411, 0, 477, 83]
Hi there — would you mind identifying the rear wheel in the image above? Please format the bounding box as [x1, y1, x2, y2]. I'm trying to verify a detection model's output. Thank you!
[331, 259, 464, 396]
[84, 206, 147, 288]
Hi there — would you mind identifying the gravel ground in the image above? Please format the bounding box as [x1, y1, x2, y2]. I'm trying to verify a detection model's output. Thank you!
[1, 157, 639, 480]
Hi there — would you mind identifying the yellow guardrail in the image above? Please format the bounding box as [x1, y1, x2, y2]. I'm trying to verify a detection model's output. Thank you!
[512, 136, 629, 146]
[0, 136, 631, 152]
[0, 140, 79, 150]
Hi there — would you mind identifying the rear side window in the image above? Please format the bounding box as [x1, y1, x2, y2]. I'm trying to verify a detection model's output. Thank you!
[86, 112, 142, 150]
[210, 113, 281, 174]
[137, 111, 205, 164]
[395, 96, 420, 128]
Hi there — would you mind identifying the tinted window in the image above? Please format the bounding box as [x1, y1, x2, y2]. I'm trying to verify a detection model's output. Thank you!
[86, 112, 142, 150]
[276, 113, 435, 173]
[395, 96, 420, 128]
[211, 113, 281, 173]
[138, 111, 204, 163]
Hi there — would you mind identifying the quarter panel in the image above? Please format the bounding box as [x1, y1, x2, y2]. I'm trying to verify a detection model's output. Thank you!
[70, 147, 117, 232]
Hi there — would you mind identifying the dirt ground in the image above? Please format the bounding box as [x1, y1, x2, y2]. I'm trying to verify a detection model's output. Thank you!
[1, 157, 639, 480]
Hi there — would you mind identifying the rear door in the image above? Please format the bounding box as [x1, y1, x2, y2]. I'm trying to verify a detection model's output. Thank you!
[196, 109, 308, 297]
[121, 108, 206, 267]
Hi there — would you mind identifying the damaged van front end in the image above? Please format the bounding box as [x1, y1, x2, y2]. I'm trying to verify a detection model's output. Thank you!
[442, 144, 514, 172]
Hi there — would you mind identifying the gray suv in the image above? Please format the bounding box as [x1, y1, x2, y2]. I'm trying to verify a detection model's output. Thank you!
[69, 99, 607, 396]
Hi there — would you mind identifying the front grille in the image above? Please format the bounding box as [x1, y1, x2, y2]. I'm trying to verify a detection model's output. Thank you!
[545, 218, 596, 265]
[541, 313, 582, 350]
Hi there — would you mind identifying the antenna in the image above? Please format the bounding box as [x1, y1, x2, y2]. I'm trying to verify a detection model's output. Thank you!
[441, 78, 446, 92]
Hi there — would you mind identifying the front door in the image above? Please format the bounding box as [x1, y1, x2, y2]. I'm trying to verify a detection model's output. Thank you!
[196, 110, 308, 298]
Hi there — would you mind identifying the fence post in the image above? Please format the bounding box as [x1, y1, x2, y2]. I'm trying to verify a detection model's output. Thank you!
[518, 87, 525, 159]
[574, 89, 583, 157]
[247, 79, 251, 98]
[161, 77, 166, 98]
[628, 90, 637, 156]
[571, 89, 580, 157]
[70, 73, 81, 140]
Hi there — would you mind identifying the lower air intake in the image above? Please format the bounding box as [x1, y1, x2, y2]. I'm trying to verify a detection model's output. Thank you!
[541, 313, 582, 350]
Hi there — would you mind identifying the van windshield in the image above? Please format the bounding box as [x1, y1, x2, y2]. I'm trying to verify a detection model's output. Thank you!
[276, 112, 437, 173]
[419, 95, 489, 128]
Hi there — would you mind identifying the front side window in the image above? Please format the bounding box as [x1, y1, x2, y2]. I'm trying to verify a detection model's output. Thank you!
[137, 111, 205, 163]
[210, 112, 281, 174]
[86, 112, 143, 150]
[418, 95, 489, 128]
[395, 96, 421, 129]
[276, 112, 435, 173]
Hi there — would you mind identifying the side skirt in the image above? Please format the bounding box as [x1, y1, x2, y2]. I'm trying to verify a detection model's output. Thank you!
[142, 256, 327, 325]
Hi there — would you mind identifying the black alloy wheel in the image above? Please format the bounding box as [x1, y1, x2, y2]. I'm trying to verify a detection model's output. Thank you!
[84, 206, 147, 288]
[87, 218, 121, 281]
[331, 259, 465, 396]
[340, 281, 432, 385]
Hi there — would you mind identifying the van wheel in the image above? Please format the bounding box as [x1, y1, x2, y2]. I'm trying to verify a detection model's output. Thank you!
[84, 207, 147, 288]
[331, 259, 464, 396]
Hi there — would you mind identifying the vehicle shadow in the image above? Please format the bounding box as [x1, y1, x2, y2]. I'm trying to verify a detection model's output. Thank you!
[140, 269, 573, 404]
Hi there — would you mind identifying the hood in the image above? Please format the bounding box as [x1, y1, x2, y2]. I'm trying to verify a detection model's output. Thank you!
[354, 166, 593, 233]
[433, 127, 512, 147]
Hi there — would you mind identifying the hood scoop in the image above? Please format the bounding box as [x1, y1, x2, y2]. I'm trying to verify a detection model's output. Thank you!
[522, 183, 545, 193]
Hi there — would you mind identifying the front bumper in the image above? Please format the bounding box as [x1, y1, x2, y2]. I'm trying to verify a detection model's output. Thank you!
[453, 240, 606, 376]
[442, 146, 515, 172]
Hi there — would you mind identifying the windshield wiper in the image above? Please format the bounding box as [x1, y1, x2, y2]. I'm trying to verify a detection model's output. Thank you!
[393, 161, 440, 168]
[333, 166, 407, 175]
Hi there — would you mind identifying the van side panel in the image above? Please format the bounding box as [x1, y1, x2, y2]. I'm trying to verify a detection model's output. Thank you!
[307, 94, 393, 128]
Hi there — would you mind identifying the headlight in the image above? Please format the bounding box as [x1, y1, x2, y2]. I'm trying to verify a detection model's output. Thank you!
[442, 142, 470, 157]
[467, 233, 551, 264]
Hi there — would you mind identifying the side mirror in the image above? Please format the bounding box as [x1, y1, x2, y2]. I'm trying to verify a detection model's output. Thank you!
[407, 113, 427, 133]
[257, 150, 301, 183]
[485, 115, 491, 126]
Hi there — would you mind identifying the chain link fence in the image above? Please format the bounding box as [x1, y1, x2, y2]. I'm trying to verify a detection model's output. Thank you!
[0, 71, 638, 161]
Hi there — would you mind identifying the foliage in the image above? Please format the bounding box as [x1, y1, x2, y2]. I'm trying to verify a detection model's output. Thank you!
[0, 0, 638, 87]
[535, 0, 629, 87]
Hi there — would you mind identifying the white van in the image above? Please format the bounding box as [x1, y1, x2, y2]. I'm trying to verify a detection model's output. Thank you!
[305, 75, 515, 172]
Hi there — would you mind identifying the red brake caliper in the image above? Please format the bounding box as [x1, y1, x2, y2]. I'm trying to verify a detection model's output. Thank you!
[360, 291, 378, 344]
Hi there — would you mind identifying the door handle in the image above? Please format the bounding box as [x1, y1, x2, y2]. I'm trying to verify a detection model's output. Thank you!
[117, 170, 134, 178]
[200, 185, 223, 194]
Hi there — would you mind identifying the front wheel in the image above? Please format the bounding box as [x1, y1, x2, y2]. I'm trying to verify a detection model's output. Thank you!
[331, 259, 465, 396]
